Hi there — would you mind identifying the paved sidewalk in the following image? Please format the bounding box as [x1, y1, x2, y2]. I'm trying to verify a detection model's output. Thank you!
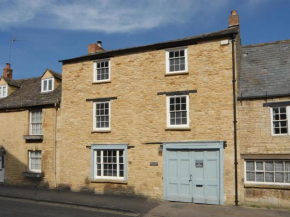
[0, 185, 290, 217]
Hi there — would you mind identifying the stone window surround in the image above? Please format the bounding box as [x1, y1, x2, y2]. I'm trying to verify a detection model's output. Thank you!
[91, 144, 128, 183]
[165, 46, 188, 75]
[0, 85, 8, 98]
[93, 58, 110, 83]
[41, 78, 54, 93]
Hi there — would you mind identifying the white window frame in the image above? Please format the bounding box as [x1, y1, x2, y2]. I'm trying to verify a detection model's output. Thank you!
[270, 106, 290, 136]
[93, 101, 111, 131]
[0, 85, 8, 98]
[94, 150, 125, 180]
[93, 59, 110, 82]
[244, 160, 290, 186]
[29, 151, 42, 173]
[30, 110, 43, 135]
[166, 95, 190, 128]
[165, 47, 188, 74]
[41, 78, 54, 92]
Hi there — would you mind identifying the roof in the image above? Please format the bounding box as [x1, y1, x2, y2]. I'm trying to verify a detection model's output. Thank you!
[0, 72, 61, 110]
[239, 40, 290, 99]
[45, 68, 62, 80]
[60, 27, 239, 63]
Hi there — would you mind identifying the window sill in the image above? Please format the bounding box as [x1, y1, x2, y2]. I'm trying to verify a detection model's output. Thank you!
[92, 80, 111, 84]
[244, 183, 290, 190]
[22, 171, 44, 178]
[165, 71, 189, 76]
[91, 130, 111, 133]
[91, 179, 127, 184]
[165, 127, 191, 131]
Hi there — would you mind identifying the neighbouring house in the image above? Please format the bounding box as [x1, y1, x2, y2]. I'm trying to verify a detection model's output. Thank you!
[238, 40, 290, 207]
[0, 64, 61, 187]
[57, 11, 241, 205]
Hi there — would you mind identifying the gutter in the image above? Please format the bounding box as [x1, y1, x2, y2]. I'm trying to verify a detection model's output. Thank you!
[231, 35, 239, 206]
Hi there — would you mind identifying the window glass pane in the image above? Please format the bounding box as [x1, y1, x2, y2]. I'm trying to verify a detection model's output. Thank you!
[174, 51, 179, 57]
[281, 128, 288, 134]
[169, 51, 174, 58]
[256, 162, 263, 170]
[265, 161, 274, 171]
[48, 79, 53, 90]
[275, 162, 284, 171]
[43, 80, 47, 91]
[275, 173, 284, 182]
[180, 50, 184, 57]
[285, 173, 290, 183]
[246, 172, 255, 181]
[180, 64, 185, 71]
[285, 162, 290, 171]
[246, 161, 254, 171]
[280, 107, 286, 113]
[265, 172, 274, 182]
[256, 172, 264, 182]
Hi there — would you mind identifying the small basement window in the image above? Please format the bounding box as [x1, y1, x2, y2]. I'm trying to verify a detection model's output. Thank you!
[41, 78, 54, 92]
[245, 160, 290, 185]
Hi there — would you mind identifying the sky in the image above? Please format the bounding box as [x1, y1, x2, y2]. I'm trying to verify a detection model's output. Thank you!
[0, 0, 289, 79]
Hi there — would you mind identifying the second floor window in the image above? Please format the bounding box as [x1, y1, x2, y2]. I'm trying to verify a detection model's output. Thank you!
[167, 95, 189, 128]
[166, 47, 188, 74]
[0, 85, 7, 98]
[94, 59, 110, 82]
[41, 78, 54, 92]
[272, 107, 289, 135]
[30, 110, 43, 135]
[93, 101, 110, 131]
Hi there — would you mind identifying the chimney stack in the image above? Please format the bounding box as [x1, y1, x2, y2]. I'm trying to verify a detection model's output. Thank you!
[228, 10, 239, 28]
[3, 63, 13, 79]
[88, 41, 104, 54]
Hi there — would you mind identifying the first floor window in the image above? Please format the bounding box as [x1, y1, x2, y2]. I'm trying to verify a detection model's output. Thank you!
[29, 151, 42, 173]
[94, 59, 110, 82]
[166, 47, 188, 74]
[91, 145, 127, 181]
[167, 95, 189, 128]
[245, 160, 290, 184]
[272, 107, 289, 135]
[93, 101, 110, 130]
[0, 85, 7, 98]
[30, 110, 43, 135]
[41, 78, 54, 92]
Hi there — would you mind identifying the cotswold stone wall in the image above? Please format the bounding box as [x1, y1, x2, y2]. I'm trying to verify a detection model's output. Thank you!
[0, 108, 59, 188]
[238, 97, 290, 207]
[59, 38, 238, 204]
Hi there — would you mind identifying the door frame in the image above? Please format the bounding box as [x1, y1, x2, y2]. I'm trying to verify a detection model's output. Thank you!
[163, 141, 225, 204]
[0, 154, 4, 183]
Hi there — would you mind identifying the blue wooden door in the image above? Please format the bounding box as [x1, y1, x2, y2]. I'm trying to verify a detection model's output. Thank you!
[166, 149, 220, 204]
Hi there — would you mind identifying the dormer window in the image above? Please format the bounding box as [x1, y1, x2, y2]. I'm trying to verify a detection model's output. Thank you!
[41, 78, 54, 92]
[0, 85, 8, 98]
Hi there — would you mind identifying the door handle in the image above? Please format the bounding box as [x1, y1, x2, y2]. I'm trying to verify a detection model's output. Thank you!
[189, 174, 192, 182]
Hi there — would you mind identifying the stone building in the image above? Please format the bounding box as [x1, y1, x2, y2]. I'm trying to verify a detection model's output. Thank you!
[57, 11, 241, 205]
[0, 64, 61, 188]
[238, 40, 290, 207]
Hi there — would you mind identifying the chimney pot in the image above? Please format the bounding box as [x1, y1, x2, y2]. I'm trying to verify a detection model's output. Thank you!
[3, 63, 13, 79]
[228, 10, 240, 28]
[88, 41, 104, 54]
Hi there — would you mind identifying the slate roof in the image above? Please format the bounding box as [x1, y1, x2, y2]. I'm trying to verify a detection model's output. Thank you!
[240, 40, 290, 99]
[60, 27, 239, 63]
[0, 69, 61, 110]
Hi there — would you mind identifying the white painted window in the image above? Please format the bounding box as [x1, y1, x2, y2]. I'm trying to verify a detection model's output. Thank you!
[29, 151, 42, 173]
[271, 107, 290, 135]
[93, 59, 110, 82]
[166, 95, 189, 128]
[30, 110, 43, 135]
[0, 85, 8, 98]
[94, 150, 124, 180]
[166, 47, 188, 74]
[41, 78, 54, 92]
[93, 101, 110, 131]
[245, 160, 290, 185]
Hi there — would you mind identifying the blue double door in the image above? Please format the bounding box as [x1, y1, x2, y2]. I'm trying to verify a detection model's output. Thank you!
[166, 149, 220, 204]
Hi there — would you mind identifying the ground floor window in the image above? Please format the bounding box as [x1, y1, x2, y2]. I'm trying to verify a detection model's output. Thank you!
[245, 160, 290, 184]
[29, 151, 42, 173]
[91, 145, 127, 181]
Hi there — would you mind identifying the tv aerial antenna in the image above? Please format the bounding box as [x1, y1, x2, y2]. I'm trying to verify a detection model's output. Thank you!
[9, 38, 26, 64]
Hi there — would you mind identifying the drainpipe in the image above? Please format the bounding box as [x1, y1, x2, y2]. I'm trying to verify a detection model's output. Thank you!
[231, 35, 238, 206]
[54, 100, 59, 188]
